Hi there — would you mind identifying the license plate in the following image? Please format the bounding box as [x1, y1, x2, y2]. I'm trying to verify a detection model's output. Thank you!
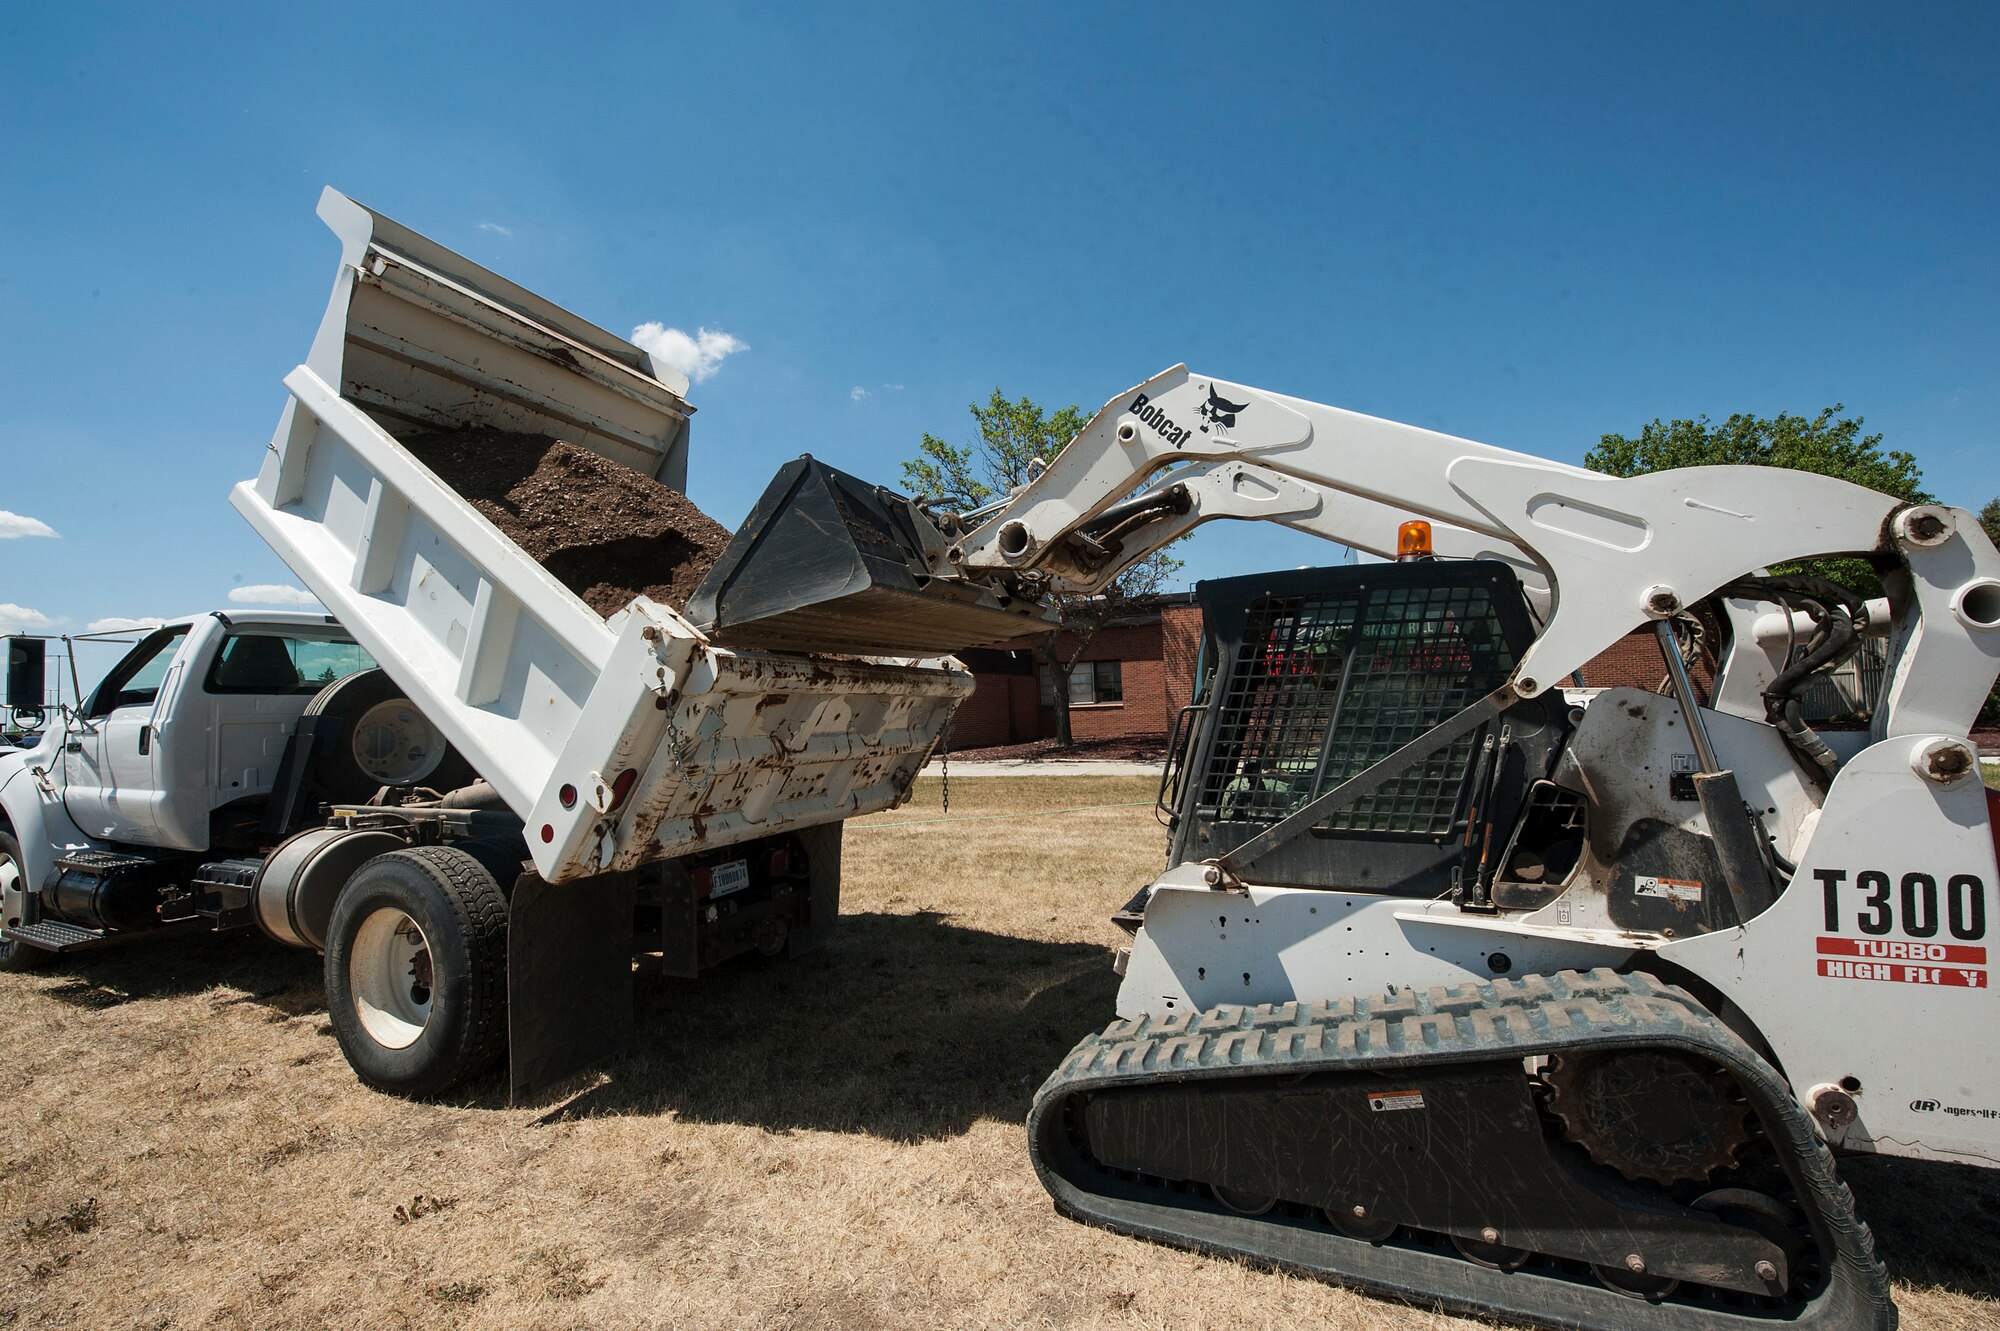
[709, 859, 751, 898]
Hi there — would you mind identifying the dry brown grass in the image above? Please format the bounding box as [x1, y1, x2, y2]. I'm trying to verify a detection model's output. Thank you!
[2, 776, 1995, 1330]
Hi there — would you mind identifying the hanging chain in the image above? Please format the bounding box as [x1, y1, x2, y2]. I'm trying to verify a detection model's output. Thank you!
[663, 698, 692, 771]
[937, 707, 953, 815]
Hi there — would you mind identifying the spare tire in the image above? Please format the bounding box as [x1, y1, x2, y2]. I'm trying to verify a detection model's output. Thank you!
[303, 669, 477, 804]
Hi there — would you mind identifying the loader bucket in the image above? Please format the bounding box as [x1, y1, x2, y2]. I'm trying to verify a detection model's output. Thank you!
[686, 456, 1054, 657]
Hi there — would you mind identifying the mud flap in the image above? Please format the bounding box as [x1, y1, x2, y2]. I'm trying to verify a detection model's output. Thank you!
[507, 871, 636, 1104]
[787, 821, 843, 957]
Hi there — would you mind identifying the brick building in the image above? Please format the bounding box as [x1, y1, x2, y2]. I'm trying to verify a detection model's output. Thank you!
[947, 594, 1740, 752]
[1571, 627, 1711, 695]
[947, 595, 1202, 748]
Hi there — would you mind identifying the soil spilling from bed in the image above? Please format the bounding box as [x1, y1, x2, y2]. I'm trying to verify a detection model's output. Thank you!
[403, 428, 732, 618]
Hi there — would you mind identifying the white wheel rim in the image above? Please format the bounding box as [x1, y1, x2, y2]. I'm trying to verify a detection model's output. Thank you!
[0, 852, 22, 932]
[349, 907, 434, 1049]
[352, 699, 447, 786]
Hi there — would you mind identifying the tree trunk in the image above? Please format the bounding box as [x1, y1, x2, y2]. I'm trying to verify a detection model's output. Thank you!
[1045, 618, 1110, 751]
[1043, 637, 1074, 747]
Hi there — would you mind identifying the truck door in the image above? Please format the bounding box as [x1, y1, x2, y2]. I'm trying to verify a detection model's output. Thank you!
[59, 625, 191, 845]
[191, 626, 378, 846]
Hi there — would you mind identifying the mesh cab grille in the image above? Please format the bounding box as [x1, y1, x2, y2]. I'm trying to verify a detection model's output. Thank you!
[1197, 581, 1517, 836]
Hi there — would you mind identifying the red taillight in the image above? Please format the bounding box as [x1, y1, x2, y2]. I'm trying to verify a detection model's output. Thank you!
[769, 848, 791, 877]
[558, 783, 577, 809]
[539, 824, 554, 844]
[608, 768, 639, 811]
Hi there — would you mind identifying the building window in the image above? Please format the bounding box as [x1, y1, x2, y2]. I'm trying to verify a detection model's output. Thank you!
[1040, 660, 1123, 706]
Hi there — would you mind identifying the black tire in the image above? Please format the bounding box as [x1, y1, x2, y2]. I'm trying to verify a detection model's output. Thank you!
[451, 837, 529, 897]
[0, 831, 54, 973]
[304, 669, 478, 804]
[324, 847, 508, 1097]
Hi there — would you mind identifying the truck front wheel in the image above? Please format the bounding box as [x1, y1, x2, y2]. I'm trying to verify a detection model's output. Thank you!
[324, 847, 507, 1096]
[0, 832, 53, 973]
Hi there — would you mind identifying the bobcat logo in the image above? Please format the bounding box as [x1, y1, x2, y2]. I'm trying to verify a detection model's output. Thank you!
[1197, 385, 1251, 434]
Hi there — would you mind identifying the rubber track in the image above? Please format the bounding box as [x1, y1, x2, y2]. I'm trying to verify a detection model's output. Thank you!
[398, 847, 510, 1089]
[1028, 968, 1894, 1331]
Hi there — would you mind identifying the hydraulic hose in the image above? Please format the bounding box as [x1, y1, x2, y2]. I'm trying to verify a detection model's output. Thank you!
[1721, 575, 1868, 785]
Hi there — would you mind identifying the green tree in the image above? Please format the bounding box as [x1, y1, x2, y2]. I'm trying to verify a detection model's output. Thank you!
[905, 390, 1183, 747]
[1584, 405, 1930, 596]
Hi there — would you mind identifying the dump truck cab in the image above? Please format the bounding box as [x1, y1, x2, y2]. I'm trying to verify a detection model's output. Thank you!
[0, 613, 377, 896]
[49, 614, 372, 846]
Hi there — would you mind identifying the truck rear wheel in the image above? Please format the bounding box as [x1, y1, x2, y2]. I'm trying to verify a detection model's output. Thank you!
[324, 847, 507, 1096]
[0, 832, 54, 972]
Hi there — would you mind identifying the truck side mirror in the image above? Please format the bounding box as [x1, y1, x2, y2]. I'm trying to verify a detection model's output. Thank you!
[5, 637, 46, 710]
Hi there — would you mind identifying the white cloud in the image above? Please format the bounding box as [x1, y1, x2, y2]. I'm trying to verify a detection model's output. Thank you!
[0, 510, 57, 540]
[228, 584, 322, 608]
[881, 383, 905, 392]
[478, 221, 513, 237]
[630, 322, 748, 384]
[0, 604, 56, 635]
[86, 616, 166, 633]
[850, 385, 871, 403]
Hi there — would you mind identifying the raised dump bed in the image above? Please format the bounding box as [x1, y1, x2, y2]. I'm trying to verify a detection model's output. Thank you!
[232, 188, 969, 885]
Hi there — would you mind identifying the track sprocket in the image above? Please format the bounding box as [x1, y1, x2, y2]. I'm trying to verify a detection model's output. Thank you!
[1545, 1048, 1753, 1186]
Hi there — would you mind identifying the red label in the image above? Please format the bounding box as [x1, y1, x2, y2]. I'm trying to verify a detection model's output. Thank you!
[1818, 958, 1987, 987]
[1817, 936, 1986, 965]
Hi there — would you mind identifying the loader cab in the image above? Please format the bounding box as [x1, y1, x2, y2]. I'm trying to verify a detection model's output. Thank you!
[58, 613, 376, 851]
[1162, 561, 1576, 900]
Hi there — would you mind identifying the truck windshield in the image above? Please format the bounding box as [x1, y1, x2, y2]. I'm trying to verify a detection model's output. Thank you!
[204, 632, 378, 695]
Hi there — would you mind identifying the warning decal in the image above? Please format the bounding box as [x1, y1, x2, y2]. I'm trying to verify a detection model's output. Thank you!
[1635, 875, 1703, 903]
[1368, 1089, 1425, 1112]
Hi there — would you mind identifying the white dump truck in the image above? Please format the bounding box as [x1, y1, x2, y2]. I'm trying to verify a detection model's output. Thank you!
[0, 190, 974, 1098]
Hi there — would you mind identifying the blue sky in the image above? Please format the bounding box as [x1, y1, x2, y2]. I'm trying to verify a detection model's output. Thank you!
[3, 4, 1995, 682]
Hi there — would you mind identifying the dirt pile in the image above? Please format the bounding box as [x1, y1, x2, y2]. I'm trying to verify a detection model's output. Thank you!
[403, 428, 732, 618]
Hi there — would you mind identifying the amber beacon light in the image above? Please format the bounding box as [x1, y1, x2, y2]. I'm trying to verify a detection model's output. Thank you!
[1396, 519, 1434, 560]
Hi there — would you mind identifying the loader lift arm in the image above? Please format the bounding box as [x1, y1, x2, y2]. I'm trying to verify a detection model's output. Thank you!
[696, 363, 2000, 743]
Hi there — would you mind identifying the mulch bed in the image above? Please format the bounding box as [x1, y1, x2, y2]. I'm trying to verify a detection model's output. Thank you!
[404, 428, 731, 618]
[947, 733, 1169, 763]
[957, 730, 1998, 762]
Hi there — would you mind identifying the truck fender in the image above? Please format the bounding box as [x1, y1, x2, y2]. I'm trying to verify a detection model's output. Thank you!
[0, 760, 96, 898]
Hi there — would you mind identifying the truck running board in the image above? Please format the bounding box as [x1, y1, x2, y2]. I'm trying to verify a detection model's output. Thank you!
[2, 919, 113, 953]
